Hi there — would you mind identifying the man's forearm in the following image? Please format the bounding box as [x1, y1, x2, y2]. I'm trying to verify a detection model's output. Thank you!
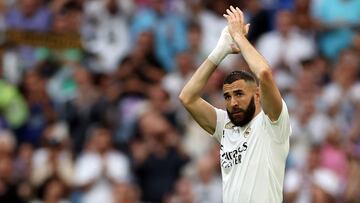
[233, 33, 270, 78]
[179, 59, 217, 104]
[179, 27, 235, 104]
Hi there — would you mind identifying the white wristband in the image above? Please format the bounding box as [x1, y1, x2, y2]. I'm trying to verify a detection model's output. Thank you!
[207, 26, 235, 66]
[208, 46, 227, 65]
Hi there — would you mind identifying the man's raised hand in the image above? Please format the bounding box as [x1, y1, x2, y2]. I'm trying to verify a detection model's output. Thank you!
[208, 26, 240, 65]
[223, 6, 250, 38]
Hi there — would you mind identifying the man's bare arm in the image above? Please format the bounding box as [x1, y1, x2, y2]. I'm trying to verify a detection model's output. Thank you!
[179, 27, 238, 134]
[179, 59, 217, 134]
[224, 6, 282, 121]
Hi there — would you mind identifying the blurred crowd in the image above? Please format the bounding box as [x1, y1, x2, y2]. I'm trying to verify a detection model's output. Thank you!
[0, 0, 359, 203]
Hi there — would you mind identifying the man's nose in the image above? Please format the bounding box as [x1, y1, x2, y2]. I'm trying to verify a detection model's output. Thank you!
[231, 97, 238, 107]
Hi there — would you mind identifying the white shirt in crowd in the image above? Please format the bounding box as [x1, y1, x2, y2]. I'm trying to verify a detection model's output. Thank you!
[82, 0, 133, 73]
[212, 100, 291, 203]
[256, 29, 315, 74]
[192, 176, 223, 203]
[73, 150, 131, 203]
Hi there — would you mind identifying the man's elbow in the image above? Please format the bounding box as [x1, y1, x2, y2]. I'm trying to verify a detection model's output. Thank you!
[178, 91, 188, 105]
[258, 68, 273, 82]
[178, 90, 195, 106]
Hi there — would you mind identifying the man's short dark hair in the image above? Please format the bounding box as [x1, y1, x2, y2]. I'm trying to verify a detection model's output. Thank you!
[223, 70, 258, 86]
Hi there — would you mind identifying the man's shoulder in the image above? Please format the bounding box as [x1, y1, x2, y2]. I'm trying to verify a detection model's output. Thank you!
[215, 108, 230, 123]
[260, 100, 291, 126]
[212, 108, 230, 142]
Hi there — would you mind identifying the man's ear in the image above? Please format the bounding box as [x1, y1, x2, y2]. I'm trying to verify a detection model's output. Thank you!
[255, 87, 261, 103]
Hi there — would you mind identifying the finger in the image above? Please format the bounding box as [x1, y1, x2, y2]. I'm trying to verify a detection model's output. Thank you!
[236, 7, 244, 23]
[245, 23, 250, 35]
[223, 14, 232, 23]
[230, 5, 237, 13]
[226, 9, 235, 20]
[223, 14, 231, 22]
[230, 6, 239, 21]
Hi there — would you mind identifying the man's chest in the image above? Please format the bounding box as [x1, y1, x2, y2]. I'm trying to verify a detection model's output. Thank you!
[220, 126, 257, 170]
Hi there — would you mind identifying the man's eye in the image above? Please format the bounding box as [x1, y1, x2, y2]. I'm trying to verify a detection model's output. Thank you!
[225, 95, 231, 100]
[236, 92, 243, 96]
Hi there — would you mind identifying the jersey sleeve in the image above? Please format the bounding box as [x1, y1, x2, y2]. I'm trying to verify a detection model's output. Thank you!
[263, 99, 292, 143]
[211, 108, 227, 143]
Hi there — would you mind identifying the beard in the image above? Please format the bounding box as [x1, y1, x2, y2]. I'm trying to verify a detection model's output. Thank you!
[227, 96, 256, 127]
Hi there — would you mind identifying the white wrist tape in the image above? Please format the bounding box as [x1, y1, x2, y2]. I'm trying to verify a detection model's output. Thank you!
[208, 26, 234, 65]
[208, 46, 227, 65]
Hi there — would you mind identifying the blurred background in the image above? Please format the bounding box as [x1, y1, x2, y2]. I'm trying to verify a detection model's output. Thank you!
[0, 0, 359, 202]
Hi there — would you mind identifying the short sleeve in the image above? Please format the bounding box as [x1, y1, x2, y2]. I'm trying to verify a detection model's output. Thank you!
[263, 100, 292, 143]
[211, 108, 228, 143]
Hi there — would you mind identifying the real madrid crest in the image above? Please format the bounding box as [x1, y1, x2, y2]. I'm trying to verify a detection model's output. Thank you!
[244, 127, 251, 138]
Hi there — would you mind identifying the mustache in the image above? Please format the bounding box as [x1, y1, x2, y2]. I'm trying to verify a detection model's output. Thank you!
[232, 108, 245, 113]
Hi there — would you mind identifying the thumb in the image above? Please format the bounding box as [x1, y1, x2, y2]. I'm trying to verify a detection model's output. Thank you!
[231, 43, 241, 54]
[245, 23, 250, 35]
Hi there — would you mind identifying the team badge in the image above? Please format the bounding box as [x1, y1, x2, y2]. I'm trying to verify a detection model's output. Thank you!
[244, 127, 251, 138]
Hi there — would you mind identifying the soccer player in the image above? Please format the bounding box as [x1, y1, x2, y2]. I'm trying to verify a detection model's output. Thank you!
[179, 6, 291, 203]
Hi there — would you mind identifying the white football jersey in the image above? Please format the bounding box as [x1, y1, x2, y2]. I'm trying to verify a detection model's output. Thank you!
[212, 100, 291, 203]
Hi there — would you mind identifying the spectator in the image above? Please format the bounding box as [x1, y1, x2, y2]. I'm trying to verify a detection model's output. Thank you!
[31, 123, 73, 188]
[17, 70, 57, 146]
[166, 177, 194, 203]
[5, 0, 53, 68]
[312, 0, 360, 59]
[195, 0, 229, 55]
[256, 10, 316, 74]
[5, 0, 52, 32]
[162, 52, 195, 116]
[0, 155, 26, 203]
[132, 111, 188, 202]
[116, 70, 148, 146]
[0, 1, 6, 32]
[0, 130, 29, 203]
[147, 84, 179, 129]
[82, 0, 133, 73]
[31, 176, 70, 203]
[13, 143, 33, 182]
[131, 0, 188, 71]
[191, 154, 222, 203]
[0, 130, 16, 157]
[311, 168, 342, 203]
[284, 145, 322, 203]
[73, 126, 131, 203]
[37, 1, 83, 107]
[243, 0, 272, 44]
[293, 0, 314, 35]
[352, 31, 360, 56]
[91, 74, 122, 133]
[0, 77, 29, 129]
[344, 121, 360, 203]
[186, 21, 206, 66]
[112, 182, 142, 203]
[320, 49, 360, 134]
[63, 68, 100, 153]
[319, 127, 348, 183]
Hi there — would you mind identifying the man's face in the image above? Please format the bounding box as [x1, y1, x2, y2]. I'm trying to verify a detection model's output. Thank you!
[223, 80, 256, 127]
[94, 129, 111, 152]
[276, 10, 293, 35]
[20, 0, 40, 17]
